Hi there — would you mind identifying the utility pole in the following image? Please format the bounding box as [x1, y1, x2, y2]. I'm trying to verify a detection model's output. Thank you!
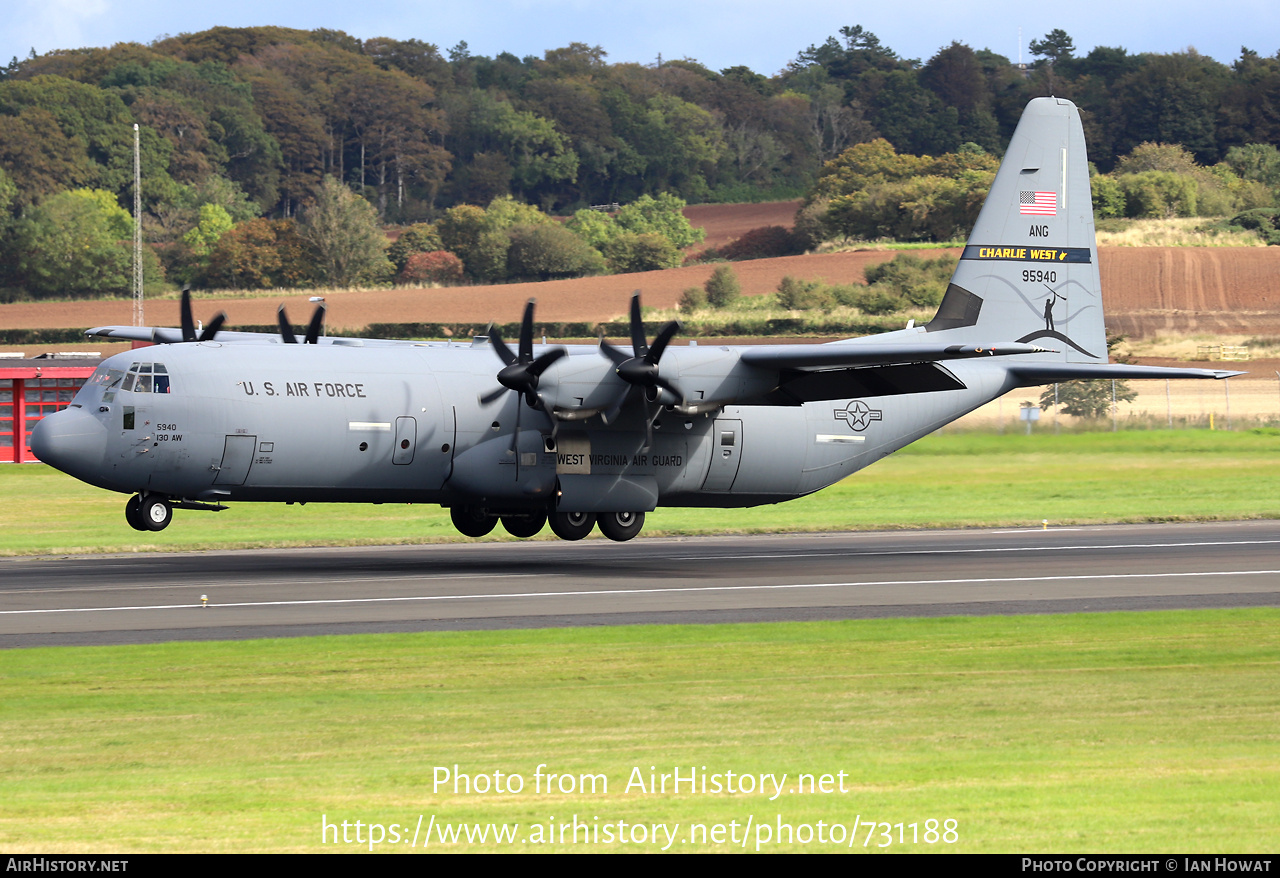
[132, 123, 143, 328]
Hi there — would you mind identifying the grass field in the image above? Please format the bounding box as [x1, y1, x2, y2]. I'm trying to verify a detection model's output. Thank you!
[2, 430, 1278, 555]
[1, 611, 1276, 852]
[4, 429, 1278, 853]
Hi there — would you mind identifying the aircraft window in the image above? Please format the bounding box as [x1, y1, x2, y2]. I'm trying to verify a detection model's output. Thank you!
[136, 374, 154, 393]
[153, 364, 168, 374]
[153, 374, 171, 393]
[89, 367, 125, 389]
[138, 363, 153, 374]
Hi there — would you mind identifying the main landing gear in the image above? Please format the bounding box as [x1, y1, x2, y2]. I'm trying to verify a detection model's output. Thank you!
[125, 494, 172, 532]
[447, 506, 644, 542]
[596, 511, 644, 542]
[548, 510, 595, 541]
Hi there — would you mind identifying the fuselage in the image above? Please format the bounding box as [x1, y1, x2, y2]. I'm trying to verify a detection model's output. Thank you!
[33, 339, 1013, 514]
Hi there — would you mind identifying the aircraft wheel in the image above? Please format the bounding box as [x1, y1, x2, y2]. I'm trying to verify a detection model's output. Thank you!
[450, 505, 496, 538]
[140, 495, 172, 532]
[124, 495, 148, 532]
[597, 511, 644, 542]
[501, 512, 547, 539]
[549, 510, 595, 541]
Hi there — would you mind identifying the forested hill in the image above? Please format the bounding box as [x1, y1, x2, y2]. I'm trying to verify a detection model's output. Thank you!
[1, 24, 1278, 223]
[1, 25, 1278, 302]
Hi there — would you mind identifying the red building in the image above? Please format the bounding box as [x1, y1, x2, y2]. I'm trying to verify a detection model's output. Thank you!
[0, 356, 102, 463]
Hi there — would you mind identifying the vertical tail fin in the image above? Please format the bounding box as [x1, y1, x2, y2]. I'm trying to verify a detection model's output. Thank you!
[926, 97, 1105, 362]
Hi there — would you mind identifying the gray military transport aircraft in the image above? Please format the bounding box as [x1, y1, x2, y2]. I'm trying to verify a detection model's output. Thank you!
[32, 98, 1240, 542]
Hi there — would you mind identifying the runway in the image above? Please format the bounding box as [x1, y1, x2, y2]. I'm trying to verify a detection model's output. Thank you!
[3, 520, 1280, 647]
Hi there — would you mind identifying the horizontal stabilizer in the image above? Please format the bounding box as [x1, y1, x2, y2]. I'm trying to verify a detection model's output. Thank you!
[1008, 363, 1244, 387]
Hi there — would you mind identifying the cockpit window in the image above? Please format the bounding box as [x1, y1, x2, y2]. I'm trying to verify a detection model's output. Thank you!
[89, 366, 125, 388]
[87, 365, 126, 403]
[119, 362, 172, 395]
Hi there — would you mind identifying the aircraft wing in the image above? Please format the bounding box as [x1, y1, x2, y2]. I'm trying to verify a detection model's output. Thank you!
[738, 340, 1051, 371]
[86, 325, 276, 344]
[83, 325, 415, 347]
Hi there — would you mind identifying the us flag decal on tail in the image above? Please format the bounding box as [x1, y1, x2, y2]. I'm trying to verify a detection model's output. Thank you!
[1019, 191, 1057, 215]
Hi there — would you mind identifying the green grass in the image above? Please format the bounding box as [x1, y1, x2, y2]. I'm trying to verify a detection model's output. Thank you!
[1, 611, 1276, 852]
[4, 430, 1279, 555]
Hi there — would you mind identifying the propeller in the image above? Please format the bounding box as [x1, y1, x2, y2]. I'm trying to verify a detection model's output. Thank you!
[179, 285, 226, 342]
[277, 302, 327, 344]
[598, 293, 683, 448]
[479, 299, 566, 452]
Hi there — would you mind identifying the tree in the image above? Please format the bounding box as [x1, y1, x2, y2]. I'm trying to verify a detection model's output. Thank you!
[12, 188, 154, 298]
[1039, 379, 1137, 418]
[1029, 30, 1075, 65]
[600, 232, 681, 273]
[613, 193, 704, 249]
[505, 223, 605, 280]
[205, 217, 312, 289]
[1109, 52, 1228, 164]
[297, 176, 391, 286]
[0, 166, 15, 232]
[182, 203, 235, 256]
[704, 265, 740, 308]
[467, 93, 578, 203]
[387, 222, 444, 273]
[396, 251, 464, 285]
[1225, 144, 1280, 190]
[815, 143, 997, 242]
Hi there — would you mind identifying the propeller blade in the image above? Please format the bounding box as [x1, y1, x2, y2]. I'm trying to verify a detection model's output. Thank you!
[519, 299, 535, 362]
[525, 348, 566, 378]
[488, 325, 518, 367]
[199, 312, 226, 342]
[600, 386, 632, 425]
[653, 375, 685, 404]
[509, 394, 522, 455]
[180, 286, 196, 343]
[629, 293, 647, 357]
[305, 304, 326, 344]
[599, 336, 630, 368]
[277, 306, 298, 344]
[479, 386, 508, 406]
[646, 320, 681, 365]
[597, 293, 682, 421]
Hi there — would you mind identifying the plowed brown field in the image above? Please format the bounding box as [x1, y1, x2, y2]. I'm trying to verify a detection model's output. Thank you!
[4, 197, 1279, 349]
[683, 200, 800, 249]
[0, 250, 938, 331]
[6, 246, 1277, 338]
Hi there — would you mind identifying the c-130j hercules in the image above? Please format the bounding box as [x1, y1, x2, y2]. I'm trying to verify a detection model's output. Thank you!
[33, 98, 1239, 542]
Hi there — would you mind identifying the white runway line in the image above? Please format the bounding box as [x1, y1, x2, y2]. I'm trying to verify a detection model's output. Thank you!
[680, 539, 1280, 561]
[5, 569, 1280, 616]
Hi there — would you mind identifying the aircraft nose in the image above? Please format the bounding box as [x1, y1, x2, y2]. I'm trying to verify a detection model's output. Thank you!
[30, 407, 107, 476]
